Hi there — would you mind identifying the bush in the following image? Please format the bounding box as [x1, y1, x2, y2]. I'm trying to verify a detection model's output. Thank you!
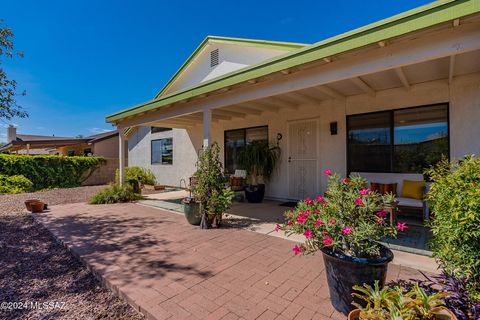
[89, 184, 143, 204]
[426, 156, 480, 287]
[115, 166, 156, 186]
[193, 143, 234, 228]
[0, 154, 105, 190]
[0, 174, 33, 194]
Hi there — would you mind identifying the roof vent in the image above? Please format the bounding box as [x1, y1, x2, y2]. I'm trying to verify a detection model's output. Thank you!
[210, 49, 219, 67]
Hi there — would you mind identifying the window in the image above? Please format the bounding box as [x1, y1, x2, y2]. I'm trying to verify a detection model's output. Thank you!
[67, 150, 75, 156]
[151, 127, 172, 134]
[151, 138, 173, 165]
[224, 126, 268, 173]
[347, 104, 449, 173]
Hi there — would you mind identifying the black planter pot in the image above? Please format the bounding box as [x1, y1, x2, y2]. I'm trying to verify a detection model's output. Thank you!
[321, 244, 394, 315]
[182, 200, 202, 225]
[244, 184, 265, 203]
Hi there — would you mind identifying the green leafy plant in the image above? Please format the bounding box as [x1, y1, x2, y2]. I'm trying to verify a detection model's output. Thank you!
[192, 143, 233, 228]
[425, 156, 480, 294]
[0, 174, 33, 194]
[237, 140, 280, 185]
[352, 281, 454, 320]
[115, 166, 156, 186]
[0, 154, 105, 190]
[281, 171, 401, 258]
[89, 184, 143, 204]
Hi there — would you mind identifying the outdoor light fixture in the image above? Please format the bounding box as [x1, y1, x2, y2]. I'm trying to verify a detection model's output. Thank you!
[330, 122, 338, 135]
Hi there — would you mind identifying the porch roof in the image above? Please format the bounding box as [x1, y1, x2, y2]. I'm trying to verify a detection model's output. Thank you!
[106, 0, 480, 125]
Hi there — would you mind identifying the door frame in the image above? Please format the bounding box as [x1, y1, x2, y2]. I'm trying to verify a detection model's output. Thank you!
[286, 117, 320, 200]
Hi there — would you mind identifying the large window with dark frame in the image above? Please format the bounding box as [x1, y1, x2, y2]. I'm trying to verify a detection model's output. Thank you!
[224, 126, 268, 173]
[151, 138, 173, 165]
[347, 104, 449, 173]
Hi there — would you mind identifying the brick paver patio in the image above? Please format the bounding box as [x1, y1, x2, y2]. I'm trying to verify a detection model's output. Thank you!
[34, 203, 433, 320]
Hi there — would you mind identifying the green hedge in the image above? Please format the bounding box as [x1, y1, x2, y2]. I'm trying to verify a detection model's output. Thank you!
[0, 174, 33, 194]
[0, 154, 105, 190]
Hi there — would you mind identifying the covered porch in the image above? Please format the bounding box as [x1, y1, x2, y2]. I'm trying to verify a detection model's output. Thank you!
[108, 4, 480, 256]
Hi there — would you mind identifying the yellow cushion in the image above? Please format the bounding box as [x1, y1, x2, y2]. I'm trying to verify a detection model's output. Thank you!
[401, 180, 425, 200]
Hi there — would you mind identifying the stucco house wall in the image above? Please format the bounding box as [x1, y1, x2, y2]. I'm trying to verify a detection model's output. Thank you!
[129, 72, 480, 200]
[128, 127, 198, 187]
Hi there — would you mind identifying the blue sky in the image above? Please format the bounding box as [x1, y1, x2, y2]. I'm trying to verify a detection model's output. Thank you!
[1, 0, 432, 142]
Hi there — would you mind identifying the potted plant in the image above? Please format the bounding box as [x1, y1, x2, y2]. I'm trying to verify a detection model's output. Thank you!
[237, 140, 280, 203]
[192, 143, 234, 229]
[280, 171, 406, 314]
[348, 280, 457, 319]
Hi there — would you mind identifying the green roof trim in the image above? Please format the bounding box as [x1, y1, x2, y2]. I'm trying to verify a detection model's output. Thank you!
[106, 0, 480, 124]
[154, 35, 307, 98]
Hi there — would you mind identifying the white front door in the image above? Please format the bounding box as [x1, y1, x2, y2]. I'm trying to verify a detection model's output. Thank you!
[288, 119, 318, 200]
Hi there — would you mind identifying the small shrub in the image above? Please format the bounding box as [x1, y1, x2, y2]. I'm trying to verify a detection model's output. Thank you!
[193, 143, 233, 228]
[0, 174, 33, 194]
[115, 166, 156, 186]
[89, 184, 143, 204]
[425, 156, 480, 286]
[280, 171, 399, 258]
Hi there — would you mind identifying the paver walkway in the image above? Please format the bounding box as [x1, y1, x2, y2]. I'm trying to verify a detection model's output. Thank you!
[34, 203, 433, 320]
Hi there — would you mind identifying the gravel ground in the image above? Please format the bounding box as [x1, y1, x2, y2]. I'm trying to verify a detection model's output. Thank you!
[0, 214, 144, 320]
[0, 185, 107, 215]
[0, 186, 144, 319]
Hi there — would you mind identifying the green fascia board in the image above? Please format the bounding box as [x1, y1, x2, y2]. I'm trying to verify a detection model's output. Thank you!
[154, 35, 308, 99]
[106, 0, 480, 124]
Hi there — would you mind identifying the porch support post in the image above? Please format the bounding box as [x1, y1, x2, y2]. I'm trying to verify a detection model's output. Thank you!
[26, 143, 30, 155]
[203, 108, 212, 149]
[118, 129, 126, 185]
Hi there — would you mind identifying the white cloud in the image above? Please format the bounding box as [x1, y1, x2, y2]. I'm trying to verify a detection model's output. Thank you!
[89, 127, 111, 134]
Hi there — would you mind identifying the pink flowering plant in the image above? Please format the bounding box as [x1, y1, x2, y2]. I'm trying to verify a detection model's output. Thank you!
[281, 171, 406, 258]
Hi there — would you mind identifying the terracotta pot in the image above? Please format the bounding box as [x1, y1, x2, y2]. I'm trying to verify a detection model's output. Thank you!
[348, 309, 360, 320]
[25, 200, 37, 211]
[30, 201, 44, 213]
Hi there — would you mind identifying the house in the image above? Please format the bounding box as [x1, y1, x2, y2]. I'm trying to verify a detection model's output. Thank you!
[0, 125, 122, 157]
[109, 0, 480, 204]
[0, 126, 125, 185]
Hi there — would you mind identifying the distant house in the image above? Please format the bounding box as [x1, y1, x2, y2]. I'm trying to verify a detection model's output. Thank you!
[0, 125, 122, 158]
[0, 125, 126, 185]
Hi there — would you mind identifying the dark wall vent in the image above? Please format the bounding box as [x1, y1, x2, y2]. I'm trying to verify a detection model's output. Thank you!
[210, 49, 219, 67]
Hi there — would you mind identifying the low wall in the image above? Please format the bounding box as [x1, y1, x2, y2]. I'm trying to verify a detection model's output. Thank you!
[82, 158, 118, 186]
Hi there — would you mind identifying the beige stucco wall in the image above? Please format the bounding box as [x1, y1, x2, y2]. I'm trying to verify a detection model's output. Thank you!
[92, 137, 119, 158]
[128, 72, 480, 200]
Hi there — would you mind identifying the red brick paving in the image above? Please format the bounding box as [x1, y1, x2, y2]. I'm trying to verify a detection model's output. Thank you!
[34, 203, 432, 320]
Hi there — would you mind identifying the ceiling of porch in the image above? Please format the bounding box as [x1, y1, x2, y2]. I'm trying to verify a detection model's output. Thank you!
[147, 48, 480, 129]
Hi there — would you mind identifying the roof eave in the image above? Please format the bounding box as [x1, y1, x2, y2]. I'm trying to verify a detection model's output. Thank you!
[106, 0, 480, 124]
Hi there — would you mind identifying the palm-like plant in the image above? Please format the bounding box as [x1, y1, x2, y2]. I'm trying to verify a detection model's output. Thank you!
[352, 281, 455, 320]
[237, 140, 280, 185]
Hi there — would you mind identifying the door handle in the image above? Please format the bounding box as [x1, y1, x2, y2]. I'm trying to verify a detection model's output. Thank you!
[288, 156, 291, 163]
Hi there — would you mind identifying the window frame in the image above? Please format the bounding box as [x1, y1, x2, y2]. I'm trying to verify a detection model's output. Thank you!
[346, 103, 450, 174]
[151, 138, 173, 165]
[224, 125, 268, 173]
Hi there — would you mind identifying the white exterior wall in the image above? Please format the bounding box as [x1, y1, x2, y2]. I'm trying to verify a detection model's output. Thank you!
[165, 43, 294, 95]
[128, 127, 199, 187]
[128, 73, 480, 198]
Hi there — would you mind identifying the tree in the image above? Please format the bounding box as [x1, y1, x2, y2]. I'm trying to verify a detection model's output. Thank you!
[0, 19, 27, 120]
